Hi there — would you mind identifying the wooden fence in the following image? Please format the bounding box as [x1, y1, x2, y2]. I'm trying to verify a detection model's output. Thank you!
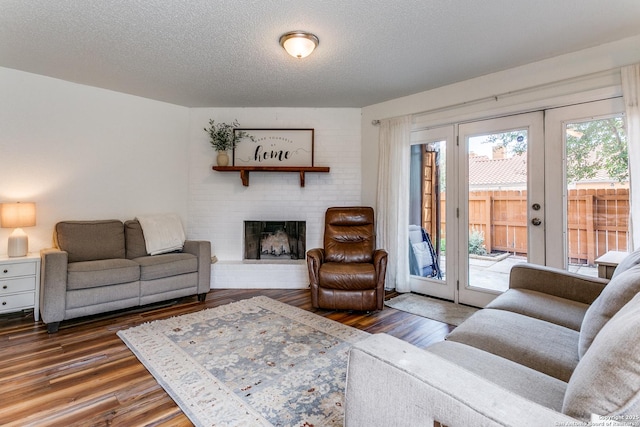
[439, 188, 629, 265]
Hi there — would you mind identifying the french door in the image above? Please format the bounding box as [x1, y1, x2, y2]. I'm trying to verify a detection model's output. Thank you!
[409, 126, 456, 300]
[457, 112, 545, 307]
[409, 99, 628, 307]
[408, 112, 544, 306]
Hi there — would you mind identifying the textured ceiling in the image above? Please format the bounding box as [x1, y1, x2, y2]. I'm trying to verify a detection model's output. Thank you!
[2, 0, 640, 108]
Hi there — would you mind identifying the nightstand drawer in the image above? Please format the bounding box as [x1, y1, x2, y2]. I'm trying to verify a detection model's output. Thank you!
[0, 262, 37, 279]
[0, 292, 35, 311]
[0, 277, 37, 294]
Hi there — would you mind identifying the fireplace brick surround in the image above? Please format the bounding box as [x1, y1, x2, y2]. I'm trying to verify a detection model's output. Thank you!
[188, 109, 362, 289]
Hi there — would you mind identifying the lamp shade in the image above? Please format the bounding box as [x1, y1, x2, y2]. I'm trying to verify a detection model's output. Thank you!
[279, 31, 319, 58]
[0, 202, 36, 228]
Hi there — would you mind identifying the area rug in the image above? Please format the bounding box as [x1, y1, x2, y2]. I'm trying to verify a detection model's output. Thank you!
[117, 296, 369, 427]
[385, 293, 478, 326]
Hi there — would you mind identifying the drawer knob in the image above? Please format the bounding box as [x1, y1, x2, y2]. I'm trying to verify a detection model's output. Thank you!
[2, 285, 6, 290]
[2, 269, 7, 274]
[1, 301, 6, 306]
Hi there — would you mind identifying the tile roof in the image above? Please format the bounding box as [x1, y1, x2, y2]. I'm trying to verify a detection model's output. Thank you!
[468, 152, 623, 187]
[469, 154, 527, 186]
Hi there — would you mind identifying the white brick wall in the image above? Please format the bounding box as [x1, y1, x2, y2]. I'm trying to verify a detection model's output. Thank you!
[188, 108, 362, 288]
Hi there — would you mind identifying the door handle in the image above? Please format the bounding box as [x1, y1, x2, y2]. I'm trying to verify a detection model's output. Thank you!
[531, 218, 542, 226]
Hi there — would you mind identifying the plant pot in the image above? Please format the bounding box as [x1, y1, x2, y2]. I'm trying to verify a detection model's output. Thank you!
[217, 151, 230, 167]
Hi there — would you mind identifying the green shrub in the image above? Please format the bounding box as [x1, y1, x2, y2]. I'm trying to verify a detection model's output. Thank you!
[468, 228, 487, 256]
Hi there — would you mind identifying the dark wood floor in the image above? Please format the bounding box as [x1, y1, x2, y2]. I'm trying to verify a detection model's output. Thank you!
[0, 289, 453, 426]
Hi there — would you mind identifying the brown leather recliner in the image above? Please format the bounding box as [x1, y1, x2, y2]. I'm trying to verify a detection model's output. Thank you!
[307, 207, 388, 311]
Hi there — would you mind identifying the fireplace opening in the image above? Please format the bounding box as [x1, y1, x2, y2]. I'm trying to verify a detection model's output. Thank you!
[244, 221, 306, 260]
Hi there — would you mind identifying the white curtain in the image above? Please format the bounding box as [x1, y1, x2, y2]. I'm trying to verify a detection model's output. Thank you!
[622, 64, 640, 251]
[376, 116, 411, 292]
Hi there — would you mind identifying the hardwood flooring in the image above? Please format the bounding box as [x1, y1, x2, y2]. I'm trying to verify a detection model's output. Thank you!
[0, 289, 453, 426]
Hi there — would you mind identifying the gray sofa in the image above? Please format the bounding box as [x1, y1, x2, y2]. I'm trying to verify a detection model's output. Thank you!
[40, 219, 211, 333]
[345, 250, 640, 426]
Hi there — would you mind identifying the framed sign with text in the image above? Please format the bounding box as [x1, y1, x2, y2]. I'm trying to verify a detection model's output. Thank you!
[233, 128, 314, 167]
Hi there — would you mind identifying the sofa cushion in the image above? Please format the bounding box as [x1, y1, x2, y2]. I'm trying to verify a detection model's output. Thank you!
[67, 259, 140, 290]
[579, 264, 640, 358]
[563, 292, 640, 421]
[55, 220, 125, 263]
[611, 249, 640, 279]
[446, 308, 580, 382]
[135, 253, 198, 281]
[486, 288, 589, 331]
[124, 220, 148, 259]
[427, 340, 568, 412]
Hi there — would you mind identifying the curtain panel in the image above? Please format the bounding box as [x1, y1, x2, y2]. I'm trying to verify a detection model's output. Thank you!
[622, 64, 640, 251]
[376, 116, 411, 292]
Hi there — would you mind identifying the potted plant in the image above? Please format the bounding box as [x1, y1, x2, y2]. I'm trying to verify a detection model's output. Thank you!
[204, 119, 252, 166]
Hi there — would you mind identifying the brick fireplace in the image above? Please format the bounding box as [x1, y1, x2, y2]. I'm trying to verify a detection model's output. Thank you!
[188, 108, 362, 289]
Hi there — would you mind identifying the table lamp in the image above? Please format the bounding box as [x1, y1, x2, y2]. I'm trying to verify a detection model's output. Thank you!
[0, 202, 36, 257]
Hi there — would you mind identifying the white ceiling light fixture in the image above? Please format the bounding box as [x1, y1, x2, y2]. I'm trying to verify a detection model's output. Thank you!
[279, 31, 319, 59]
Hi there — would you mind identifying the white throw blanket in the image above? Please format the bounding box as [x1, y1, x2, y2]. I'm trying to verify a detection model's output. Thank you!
[136, 214, 186, 255]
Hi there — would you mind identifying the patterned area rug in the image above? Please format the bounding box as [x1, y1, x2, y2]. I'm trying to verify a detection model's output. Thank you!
[385, 293, 479, 326]
[117, 296, 369, 427]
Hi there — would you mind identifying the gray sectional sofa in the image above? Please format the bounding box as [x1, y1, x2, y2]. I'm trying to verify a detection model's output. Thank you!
[345, 250, 640, 426]
[40, 219, 211, 333]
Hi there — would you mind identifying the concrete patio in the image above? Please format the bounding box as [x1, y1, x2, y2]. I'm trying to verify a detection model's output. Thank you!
[467, 254, 599, 293]
[415, 252, 602, 294]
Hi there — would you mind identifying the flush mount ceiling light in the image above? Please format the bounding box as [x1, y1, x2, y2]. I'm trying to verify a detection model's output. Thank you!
[279, 31, 319, 58]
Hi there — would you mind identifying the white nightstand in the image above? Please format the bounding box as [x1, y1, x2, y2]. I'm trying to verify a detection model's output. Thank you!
[0, 253, 41, 321]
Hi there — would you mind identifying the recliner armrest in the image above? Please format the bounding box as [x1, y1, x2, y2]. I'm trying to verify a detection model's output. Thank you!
[306, 248, 325, 286]
[373, 249, 388, 309]
[509, 263, 608, 305]
[40, 248, 69, 324]
[182, 240, 211, 294]
[306, 249, 325, 308]
[373, 249, 388, 272]
[307, 248, 325, 264]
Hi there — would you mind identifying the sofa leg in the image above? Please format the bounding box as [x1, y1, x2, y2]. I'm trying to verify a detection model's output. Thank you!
[197, 293, 207, 302]
[47, 322, 60, 334]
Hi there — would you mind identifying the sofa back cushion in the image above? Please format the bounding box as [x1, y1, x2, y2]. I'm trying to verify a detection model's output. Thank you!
[612, 249, 640, 279]
[578, 265, 640, 358]
[55, 220, 125, 263]
[563, 292, 640, 421]
[124, 220, 148, 259]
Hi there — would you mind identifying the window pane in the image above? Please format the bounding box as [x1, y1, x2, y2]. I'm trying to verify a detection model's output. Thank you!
[565, 116, 629, 274]
[467, 130, 528, 292]
[409, 142, 445, 280]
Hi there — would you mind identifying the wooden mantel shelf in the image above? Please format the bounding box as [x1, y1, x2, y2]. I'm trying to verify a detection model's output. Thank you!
[212, 166, 330, 187]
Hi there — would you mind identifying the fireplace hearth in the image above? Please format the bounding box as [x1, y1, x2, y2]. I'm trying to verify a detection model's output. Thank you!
[244, 221, 306, 260]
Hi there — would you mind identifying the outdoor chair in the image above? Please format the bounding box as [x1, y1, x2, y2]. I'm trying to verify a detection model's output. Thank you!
[409, 224, 442, 279]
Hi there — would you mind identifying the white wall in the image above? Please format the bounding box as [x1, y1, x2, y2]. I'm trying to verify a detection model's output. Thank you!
[0, 67, 190, 256]
[361, 34, 640, 207]
[0, 68, 361, 290]
[188, 108, 362, 288]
